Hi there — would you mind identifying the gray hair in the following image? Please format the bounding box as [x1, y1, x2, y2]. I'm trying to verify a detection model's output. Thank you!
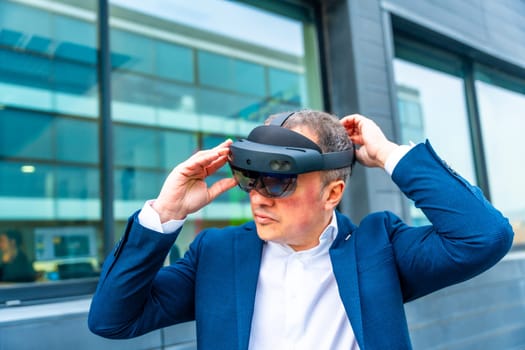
[267, 110, 354, 185]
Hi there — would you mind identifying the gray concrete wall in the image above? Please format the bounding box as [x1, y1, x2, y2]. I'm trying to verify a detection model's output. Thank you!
[0, 299, 196, 350]
[382, 0, 525, 70]
[406, 253, 525, 349]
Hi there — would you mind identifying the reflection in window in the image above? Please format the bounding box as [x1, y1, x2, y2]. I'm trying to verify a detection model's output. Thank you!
[109, 0, 316, 132]
[0, 1, 98, 117]
[394, 58, 476, 224]
[56, 166, 99, 199]
[269, 68, 303, 104]
[55, 118, 99, 163]
[113, 127, 199, 211]
[476, 67, 525, 244]
[114, 125, 160, 168]
[0, 0, 101, 287]
[198, 51, 266, 97]
[0, 109, 54, 160]
[1, 229, 37, 283]
[0, 162, 52, 198]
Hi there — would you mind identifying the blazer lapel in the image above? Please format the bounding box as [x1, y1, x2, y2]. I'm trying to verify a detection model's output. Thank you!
[234, 223, 263, 350]
[330, 213, 364, 348]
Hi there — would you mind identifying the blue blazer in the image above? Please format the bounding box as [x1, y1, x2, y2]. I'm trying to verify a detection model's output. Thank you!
[89, 142, 513, 349]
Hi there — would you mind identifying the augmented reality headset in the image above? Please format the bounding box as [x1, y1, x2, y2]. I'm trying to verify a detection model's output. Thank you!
[228, 112, 355, 198]
[229, 112, 354, 174]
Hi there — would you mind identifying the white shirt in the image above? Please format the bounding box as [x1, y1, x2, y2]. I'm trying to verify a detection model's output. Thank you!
[248, 213, 359, 350]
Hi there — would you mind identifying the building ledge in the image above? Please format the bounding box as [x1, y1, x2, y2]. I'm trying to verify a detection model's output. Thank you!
[0, 298, 91, 325]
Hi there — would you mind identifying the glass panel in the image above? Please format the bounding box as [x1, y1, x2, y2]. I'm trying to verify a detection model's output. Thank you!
[115, 168, 163, 201]
[0, 1, 98, 117]
[156, 40, 194, 83]
[56, 165, 99, 199]
[55, 118, 98, 164]
[198, 51, 266, 96]
[114, 125, 159, 168]
[393, 57, 475, 225]
[475, 67, 525, 245]
[109, 0, 322, 244]
[0, 162, 52, 198]
[0, 0, 100, 289]
[0, 109, 54, 160]
[269, 67, 303, 104]
[160, 130, 198, 169]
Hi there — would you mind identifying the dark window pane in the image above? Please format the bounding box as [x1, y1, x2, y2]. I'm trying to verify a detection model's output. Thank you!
[269, 68, 302, 104]
[115, 168, 163, 200]
[55, 166, 99, 199]
[157, 41, 194, 83]
[199, 51, 265, 97]
[233, 60, 265, 96]
[160, 130, 197, 169]
[111, 29, 154, 74]
[198, 51, 233, 91]
[55, 118, 98, 164]
[0, 162, 52, 197]
[114, 125, 159, 168]
[0, 109, 53, 160]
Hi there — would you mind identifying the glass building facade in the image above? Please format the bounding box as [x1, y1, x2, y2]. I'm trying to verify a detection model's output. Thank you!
[0, 0, 322, 299]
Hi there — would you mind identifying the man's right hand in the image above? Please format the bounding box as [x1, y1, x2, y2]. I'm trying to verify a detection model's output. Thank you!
[152, 139, 238, 223]
[341, 114, 399, 169]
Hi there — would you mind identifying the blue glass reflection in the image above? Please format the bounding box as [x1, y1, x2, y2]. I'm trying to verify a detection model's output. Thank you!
[0, 162, 98, 199]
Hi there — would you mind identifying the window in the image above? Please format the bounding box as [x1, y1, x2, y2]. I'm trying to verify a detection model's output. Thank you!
[0, 0, 322, 304]
[0, 0, 100, 302]
[393, 35, 525, 247]
[393, 40, 476, 224]
[475, 66, 525, 244]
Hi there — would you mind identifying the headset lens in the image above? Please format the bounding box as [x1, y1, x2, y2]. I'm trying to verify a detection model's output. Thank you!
[230, 165, 297, 198]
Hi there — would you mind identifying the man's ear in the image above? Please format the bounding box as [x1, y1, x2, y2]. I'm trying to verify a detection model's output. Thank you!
[323, 180, 345, 211]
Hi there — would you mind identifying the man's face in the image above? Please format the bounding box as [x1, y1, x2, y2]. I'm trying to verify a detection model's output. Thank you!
[248, 126, 336, 251]
[0, 234, 8, 252]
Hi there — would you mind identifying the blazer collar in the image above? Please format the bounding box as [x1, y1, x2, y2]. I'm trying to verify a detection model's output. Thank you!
[330, 211, 364, 348]
[234, 222, 263, 350]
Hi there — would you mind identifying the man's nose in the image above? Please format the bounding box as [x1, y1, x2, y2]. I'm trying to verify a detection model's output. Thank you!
[249, 189, 274, 205]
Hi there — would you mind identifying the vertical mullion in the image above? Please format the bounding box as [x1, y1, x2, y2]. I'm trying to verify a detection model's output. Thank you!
[98, 0, 114, 255]
[463, 61, 491, 200]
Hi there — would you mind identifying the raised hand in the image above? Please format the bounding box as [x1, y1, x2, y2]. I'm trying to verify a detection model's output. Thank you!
[152, 139, 238, 223]
[340, 114, 399, 168]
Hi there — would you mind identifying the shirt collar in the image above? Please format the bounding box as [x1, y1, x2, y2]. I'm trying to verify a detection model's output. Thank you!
[267, 211, 339, 258]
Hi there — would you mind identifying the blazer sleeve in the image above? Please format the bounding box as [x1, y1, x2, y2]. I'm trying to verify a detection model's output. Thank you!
[88, 211, 199, 339]
[389, 141, 514, 302]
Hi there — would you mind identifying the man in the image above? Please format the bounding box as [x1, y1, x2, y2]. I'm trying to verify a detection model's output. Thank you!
[88, 111, 513, 349]
[0, 229, 36, 282]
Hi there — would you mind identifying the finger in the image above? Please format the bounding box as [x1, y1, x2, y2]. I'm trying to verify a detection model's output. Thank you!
[207, 177, 238, 201]
[205, 154, 229, 176]
[178, 150, 223, 178]
[341, 114, 364, 128]
[341, 114, 365, 139]
[213, 139, 233, 155]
